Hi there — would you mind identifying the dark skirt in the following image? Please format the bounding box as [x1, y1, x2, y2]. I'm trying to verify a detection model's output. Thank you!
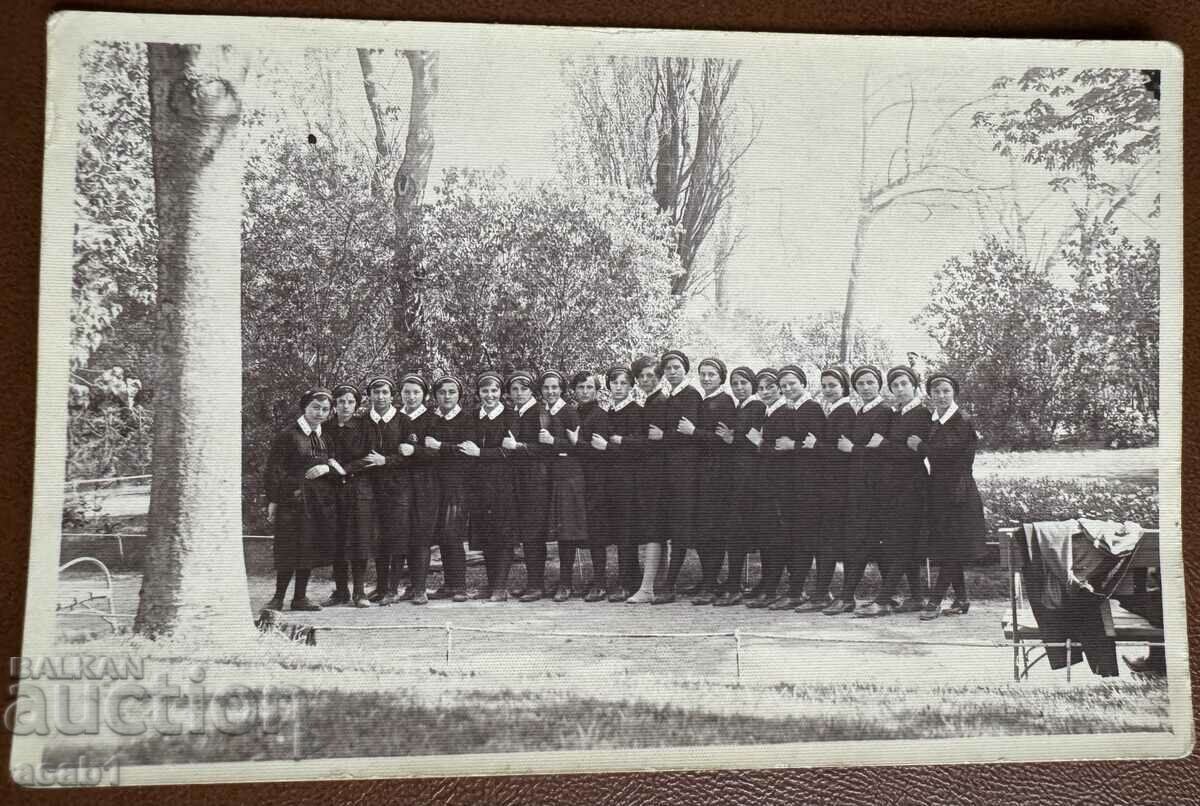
[512, 459, 550, 543]
[697, 460, 732, 553]
[334, 475, 375, 562]
[661, 451, 699, 548]
[373, 472, 413, 557]
[581, 459, 614, 548]
[274, 477, 338, 570]
[547, 456, 589, 547]
[607, 462, 640, 549]
[928, 478, 987, 564]
[634, 450, 666, 545]
[434, 473, 472, 544]
[724, 458, 762, 553]
[818, 471, 850, 559]
[409, 467, 440, 538]
[844, 468, 888, 560]
[469, 462, 517, 551]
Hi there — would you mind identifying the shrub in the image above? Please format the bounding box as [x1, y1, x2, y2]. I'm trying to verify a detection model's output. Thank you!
[1103, 406, 1159, 449]
[978, 476, 1159, 532]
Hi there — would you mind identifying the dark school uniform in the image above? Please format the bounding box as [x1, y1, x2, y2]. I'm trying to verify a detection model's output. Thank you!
[359, 407, 412, 558]
[574, 400, 614, 548]
[545, 399, 589, 547]
[815, 398, 858, 558]
[726, 396, 768, 551]
[756, 397, 799, 592]
[403, 406, 440, 538]
[917, 406, 987, 565]
[787, 396, 826, 548]
[469, 404, 518, 552]
[844, 397, 896, 567]
[265, 418, 339, 570]
[660, 383, 703, 548]
[605, 396, 645, 589]
[694, 390, 737, 565]
[874, 398, 933, 603]
[509, 398, 552, 542]
[326, 415, 375, 562]
[625, 388, 668, 545]
[427, 405, 476, 545]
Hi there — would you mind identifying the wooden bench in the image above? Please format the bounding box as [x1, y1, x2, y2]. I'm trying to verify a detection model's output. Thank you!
[999, 525, 1161, 681]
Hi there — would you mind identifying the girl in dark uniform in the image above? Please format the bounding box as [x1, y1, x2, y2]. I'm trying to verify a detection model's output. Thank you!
[265, 388, 339, 612]
[745, 369, 794, 609]
[913, 373, 987, 620]
[539, 370, 590, 602]
[425, 374, 477, 602]
[797, 366, 856, 612]
[361, 377, 414, 605]
[602, 365, 643, 601]
[823, 366, 894, 615]
[777, 364, 824, 610]
[398, 372, 437, 605]
[323, 383, 373, 608]
[506, 370, 552, 602]
[688, 357, 736, 605]
[654, 350, 703, 605]
[855, 365, 931, 617]
[713, 366, 765, 606]
[572, 371, 613, 602]
[625, 355, 667, 604]
[469, 370, 518, 601]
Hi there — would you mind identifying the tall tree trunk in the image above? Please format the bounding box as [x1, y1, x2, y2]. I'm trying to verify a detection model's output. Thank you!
[135, 44, 252, 639]
[392, 50, 439, 362]
[839, 210, 874, 364]
[356, 48, 392, 199]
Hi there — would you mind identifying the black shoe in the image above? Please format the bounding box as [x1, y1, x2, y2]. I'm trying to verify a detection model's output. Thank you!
[552, 586, 571, 603]
[691, 591, 717, 606]
[352, 594, 371, 608]
[583, 587, 607, 602]
[943, 599, 970, 616]
[854, 601, 892, 618]
[518, 588, 544, 603]
[429, 588, 453, 600]
[768, 595, 800, 611]
[678, 583, 700, 596]
[822, 598, 856, 616]
[795, 594, 832, 613]
[919, 602, 942, 620]
[745, 593, 772, 609]
[366, 588, 386, 603]
[451, 590, 470, 603]
[607, 588, 631, 603]
[713, 591, 743, 607]
[651, 592, 676, 605]
[264, 596, 285, 612]
[290, 597, 322, 612]
[411, 591, 428, 605]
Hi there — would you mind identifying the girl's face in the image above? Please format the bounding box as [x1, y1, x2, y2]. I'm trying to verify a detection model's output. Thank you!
[478, 380, 501, 410]
[890, 376, 915, 405]
[636, 366, 660, 394]
[779, 374, 804, 402]
[758, 381, 780, 405]
[730, 375, 754, 401]
[698, 366, 722, 394]
[436, 383, 459, 412]
[663, 358, 686, 388]
[335, 392, 357, 420]
[574, 375, 597, 404]
[856, 374, 880, 403]
[821, 376, 844, 401]
[369, 384, 393, 413]
[509, 381, 533, 407]
[608, 372, 632, 402]
[930, 380, 955, 413]
[400, 382, 425, 412]
[304, 398, 330, 426]
[541, 377, 562, 406]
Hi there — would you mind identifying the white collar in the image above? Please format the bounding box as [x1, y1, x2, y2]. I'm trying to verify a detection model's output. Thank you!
[370, 406, 397, 424]
[612, 395, 636, 412]
[517, 397, 537, 416]
[824, 396, 851, 415]
[546, 398, 565, 416]
[787, 391, 812, 409]
[438, 405, 463, 421]
[764, 397, 787, 416]
[703, 387, 726, 400]
[898, 397, 923, 415]
[933, 401, 959, 425]
[860, 396, 884, 414]
[479, 404, 503, 421]
[403, 404, 427, 420]
[737, 394, 758, 409]
[667, 381, 691, 398]
[296, 416, 322, 437]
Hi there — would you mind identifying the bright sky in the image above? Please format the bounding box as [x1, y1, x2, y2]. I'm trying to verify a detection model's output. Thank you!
[252, 48, 1157, 365]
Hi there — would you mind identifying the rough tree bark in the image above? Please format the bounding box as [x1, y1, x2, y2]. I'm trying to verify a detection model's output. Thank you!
[134, 43, 252, 639]
[356, 48, 392, 198]
[357, 49, 439, 362]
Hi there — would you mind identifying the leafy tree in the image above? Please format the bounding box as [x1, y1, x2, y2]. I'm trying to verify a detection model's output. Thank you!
[412, 168, 682, 378]
[916, 236, 1073, 447]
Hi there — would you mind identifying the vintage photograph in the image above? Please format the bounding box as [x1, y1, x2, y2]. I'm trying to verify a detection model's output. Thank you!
[10, 12, 1186, 787]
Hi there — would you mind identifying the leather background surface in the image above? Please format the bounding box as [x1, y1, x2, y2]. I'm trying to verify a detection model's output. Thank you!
[1, 1, 1196, 802]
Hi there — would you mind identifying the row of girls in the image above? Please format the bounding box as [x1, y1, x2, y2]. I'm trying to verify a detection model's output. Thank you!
[263, 353, 987, 619]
